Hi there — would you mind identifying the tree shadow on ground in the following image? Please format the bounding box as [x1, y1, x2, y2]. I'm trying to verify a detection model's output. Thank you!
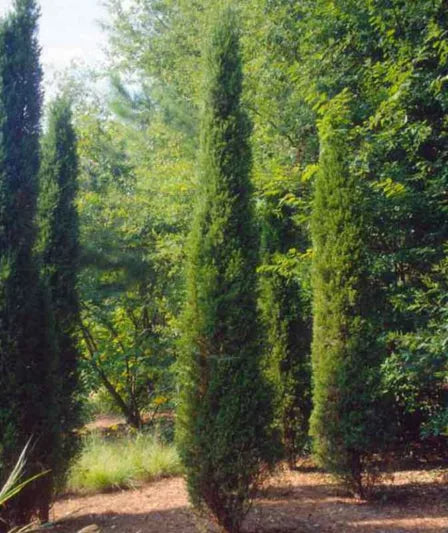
[46, 508, 205, 533]
[48, 472, 448, 533]
[246, 472, 448, 533]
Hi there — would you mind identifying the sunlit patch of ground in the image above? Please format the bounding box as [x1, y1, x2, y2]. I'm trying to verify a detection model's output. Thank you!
[48, 466, 448, 532]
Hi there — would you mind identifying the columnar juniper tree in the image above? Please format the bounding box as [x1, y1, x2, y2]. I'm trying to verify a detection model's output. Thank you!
[0, 0, 57, 526]
[39, 96, 80, 484]
[177, 8, 278, 532]
[310, 94, 384, 498]
[259, 205, 311, 466]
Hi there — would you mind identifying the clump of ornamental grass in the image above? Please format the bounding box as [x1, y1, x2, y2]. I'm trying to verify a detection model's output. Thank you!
[67, 433, 181, 493]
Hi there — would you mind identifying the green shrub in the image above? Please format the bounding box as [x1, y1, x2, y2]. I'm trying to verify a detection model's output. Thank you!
[67, 434, 181, 493]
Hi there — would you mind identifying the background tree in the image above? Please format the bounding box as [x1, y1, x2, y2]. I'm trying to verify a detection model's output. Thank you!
[0, 0, 57, 526]
[176, 8, 278, 532]
[73, 100, 183, 427]
[39, 96, 81, 484]
[261, 0, 448, 450]
[259, 198, 312, 465]
[310, 94, 387, 497]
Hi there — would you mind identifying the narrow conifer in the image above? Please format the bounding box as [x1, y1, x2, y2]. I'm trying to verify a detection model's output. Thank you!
[39, 96, 80, 483]
[177, 8, 278, 532]
[259, 207, 311, 466]
[310, 95, 384, 497]
[0, 0, 57, 526]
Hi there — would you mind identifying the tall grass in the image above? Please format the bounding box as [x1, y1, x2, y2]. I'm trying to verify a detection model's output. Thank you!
[67, 433, 182, 493]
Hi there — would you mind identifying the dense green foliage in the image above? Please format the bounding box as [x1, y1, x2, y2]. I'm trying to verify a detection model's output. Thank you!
[86, 0, 448, 498]
[310, 95, 386, 496]
[0, 0, 56, 526]
[0, 0, 447, 527]
[75, 101, 181, 428]
[382, 255, 448, 441]
[176, 9, 278, 531]
[259, 201, 311, 465]
[39, 96, 81, 484]
[286, 0, 448, 456]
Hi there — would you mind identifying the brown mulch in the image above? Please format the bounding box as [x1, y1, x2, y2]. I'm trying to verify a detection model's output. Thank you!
[83, 413, 174, 440]
[48, 478, 196, 533]
[47, 467, 448, 533]
[84, 415, 125, 432]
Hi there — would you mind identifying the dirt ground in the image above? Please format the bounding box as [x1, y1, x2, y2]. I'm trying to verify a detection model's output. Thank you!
[47, 466, 448, 533]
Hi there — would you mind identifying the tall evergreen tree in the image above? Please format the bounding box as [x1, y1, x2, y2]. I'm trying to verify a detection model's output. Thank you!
[309, 94, 385, 498]
[259, 203, 312, 466]
[39, 96, 80, 484]
[176, 8, 278, 532]
[0, 0, 57, 526]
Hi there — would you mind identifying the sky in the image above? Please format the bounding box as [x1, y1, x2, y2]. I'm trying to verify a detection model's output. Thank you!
[0, 0, 108, 81]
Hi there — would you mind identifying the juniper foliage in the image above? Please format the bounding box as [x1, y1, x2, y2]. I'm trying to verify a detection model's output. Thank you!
[177, 8, 278, 532]
[309, 95, 386, 497]
[259, 204, 312, 466]
[39, 96, 81, 485]
[0, 0, 57, 526]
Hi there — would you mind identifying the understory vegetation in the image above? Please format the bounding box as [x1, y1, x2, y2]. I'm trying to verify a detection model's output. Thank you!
[68, 433, 181, 493]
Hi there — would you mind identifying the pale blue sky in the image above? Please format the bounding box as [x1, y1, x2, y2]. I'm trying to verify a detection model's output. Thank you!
[0, 0, 108, 78]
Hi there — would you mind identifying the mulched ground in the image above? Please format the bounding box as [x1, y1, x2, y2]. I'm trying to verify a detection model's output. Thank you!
[47, 466, 448, 533]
